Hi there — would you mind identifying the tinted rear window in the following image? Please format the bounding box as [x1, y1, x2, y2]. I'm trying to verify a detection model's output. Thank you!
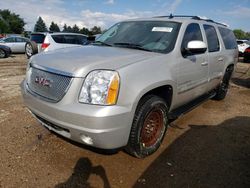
[218, 27, 237, 50]
[203, 25, 220, 52]
[30, 34, 45, 43]
[52, 35, 87, 45]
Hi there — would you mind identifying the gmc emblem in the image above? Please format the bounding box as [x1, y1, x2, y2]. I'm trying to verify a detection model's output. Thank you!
[35, 76, 52, 87]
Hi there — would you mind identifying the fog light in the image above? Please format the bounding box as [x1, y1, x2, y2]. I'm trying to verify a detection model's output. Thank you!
[80, 134, 94, 145]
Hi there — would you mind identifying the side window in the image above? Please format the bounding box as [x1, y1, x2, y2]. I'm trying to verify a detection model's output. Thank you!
[203, 25, 220, 52]
[181, 23, 203, 50]
[16, 37, 24, 42]
[218, 27, 237, 50]
[52, 35, 86, 45]
[51, 35, 65, 43]
[4, 37, 15, 43]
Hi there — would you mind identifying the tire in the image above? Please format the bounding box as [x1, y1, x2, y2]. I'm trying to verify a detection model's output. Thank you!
[213, 66, 234, 100]
[244, 56, 250, 63]
[0, 49, 6, 58]
[25, 41, 38, 59]
[125, 95, 168, 158]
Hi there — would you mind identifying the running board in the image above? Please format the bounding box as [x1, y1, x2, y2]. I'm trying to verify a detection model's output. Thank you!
[168, 91, 216, 120]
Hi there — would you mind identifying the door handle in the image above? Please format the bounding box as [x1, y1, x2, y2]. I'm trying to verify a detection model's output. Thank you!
[201, 61, 208, 66]
[218, 57, 224, 62]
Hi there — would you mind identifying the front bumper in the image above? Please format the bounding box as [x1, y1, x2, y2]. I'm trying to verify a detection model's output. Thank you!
[21, 80, 133, 149]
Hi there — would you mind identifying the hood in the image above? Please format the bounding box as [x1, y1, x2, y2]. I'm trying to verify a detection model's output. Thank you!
[31, 45, 160, 77]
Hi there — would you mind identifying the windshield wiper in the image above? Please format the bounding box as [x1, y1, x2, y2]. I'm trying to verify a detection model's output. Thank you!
[92, 41, 112, 46]
[113, 42, 152, 52]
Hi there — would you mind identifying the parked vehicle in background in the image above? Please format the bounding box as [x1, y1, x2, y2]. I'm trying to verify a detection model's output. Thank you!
[0, 36, 29, 53]
[0, 34, 5, 39]
[25, 32, 90, 58]
[0, 45, 12, 58]
[243, 47, 250, 62]
[237, 39, 250, 57]
[21, 15, 238, 158]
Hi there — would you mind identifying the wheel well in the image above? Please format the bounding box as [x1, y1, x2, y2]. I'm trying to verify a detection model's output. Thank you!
[140, 85, 173, 107]
[226, 64, 234, 72]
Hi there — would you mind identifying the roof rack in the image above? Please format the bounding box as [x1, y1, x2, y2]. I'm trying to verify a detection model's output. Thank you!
[154, 14, 227, 27]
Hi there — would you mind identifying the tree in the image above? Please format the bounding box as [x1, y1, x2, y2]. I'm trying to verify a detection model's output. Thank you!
[90, 26, 102, 35]
[245, 32, 250, 40]
[0, 9, 25, 33]
[49, 21, 60, 32]
[233, 29, 246, 39]
[34, 17, 47, 32]
[80, 27, 90, 35]
[62, 24, 68, 32]
[67, 26, 72, 32]
[72, 24, 80, 33]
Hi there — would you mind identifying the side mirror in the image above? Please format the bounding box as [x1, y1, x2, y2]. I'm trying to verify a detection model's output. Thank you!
[183, 41, 207, 56]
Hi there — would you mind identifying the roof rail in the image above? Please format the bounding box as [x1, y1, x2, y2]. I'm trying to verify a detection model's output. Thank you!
[153, 14, 227, 27]
[154, 14, 200, 20]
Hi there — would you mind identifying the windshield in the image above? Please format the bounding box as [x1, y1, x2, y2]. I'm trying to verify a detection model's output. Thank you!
[96, 21, 181, 53]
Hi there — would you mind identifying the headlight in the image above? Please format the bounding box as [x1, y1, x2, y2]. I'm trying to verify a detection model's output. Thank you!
[79, 70, 120, 105]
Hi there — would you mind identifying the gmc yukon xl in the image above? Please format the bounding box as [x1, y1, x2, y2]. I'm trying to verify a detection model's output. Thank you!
[21, 15, 238, 158]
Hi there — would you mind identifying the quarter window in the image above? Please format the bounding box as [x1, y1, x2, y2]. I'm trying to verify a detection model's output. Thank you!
[203, 25, 220, 52]
[218, 27, 237, 50]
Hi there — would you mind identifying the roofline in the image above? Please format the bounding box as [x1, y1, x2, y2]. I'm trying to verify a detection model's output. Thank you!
[31, 32, 88, 37]
[153, 14, 228, 27]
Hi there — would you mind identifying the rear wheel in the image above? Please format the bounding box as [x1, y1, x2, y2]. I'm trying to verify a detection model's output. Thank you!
[213, 66, 234, 100]
[126, 95, 168, 158]
[25, 41, 38, 58]
[0, 49, 6, 58]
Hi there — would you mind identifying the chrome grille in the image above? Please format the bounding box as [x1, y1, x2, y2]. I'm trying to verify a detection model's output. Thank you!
[27, 67, 72, 102]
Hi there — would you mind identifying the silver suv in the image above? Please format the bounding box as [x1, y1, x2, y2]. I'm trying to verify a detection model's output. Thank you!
[21, 15, 238, 158]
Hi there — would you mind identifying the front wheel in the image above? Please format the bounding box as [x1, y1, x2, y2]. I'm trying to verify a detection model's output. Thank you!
[0, 49, 6, 58]
[126, 95, 168, 158]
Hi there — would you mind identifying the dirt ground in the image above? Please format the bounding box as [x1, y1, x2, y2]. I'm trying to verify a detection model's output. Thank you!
[0, 54, 249, 188]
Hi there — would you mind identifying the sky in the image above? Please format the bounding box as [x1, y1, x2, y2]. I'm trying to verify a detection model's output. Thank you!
[0, 0, 249, 31]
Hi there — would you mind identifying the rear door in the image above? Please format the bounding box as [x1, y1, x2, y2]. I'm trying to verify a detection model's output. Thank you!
[202, 24, 223, 91]
[15, 37, 28, 53]
[176, 23, 209, 106]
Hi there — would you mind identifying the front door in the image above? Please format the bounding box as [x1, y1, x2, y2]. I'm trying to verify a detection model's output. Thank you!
[176, 23, 209, 107]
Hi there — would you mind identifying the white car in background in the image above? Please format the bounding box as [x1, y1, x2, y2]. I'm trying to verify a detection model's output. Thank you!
[25, 32, 91, 58]
[237, 39, 250, 56]
[0, 36, 30, 53]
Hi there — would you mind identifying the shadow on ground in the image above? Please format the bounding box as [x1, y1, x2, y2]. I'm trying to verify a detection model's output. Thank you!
[134, 116, 250, 188]
[231, 78, 250, 88]
[232, 61, 250, 88]
[55, 157, 111, 188]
